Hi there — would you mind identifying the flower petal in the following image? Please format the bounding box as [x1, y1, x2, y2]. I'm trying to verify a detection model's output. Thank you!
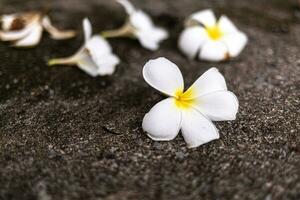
[83, 18, 92, 43]
[96, 54, 120, 75]
[86, 36, 112, 56]
[117, 0, 136, 15]
[130, 10, 153, 30]
[181, 108, 219, 148]
[193, 91, 239, 121]
[135, 27, 168, 51]
[76, 52, 100, 77]
[199, 40, 229, 62]
[0, 25, 33, 41]
[143, 57, 184, 97]
[150, 27, 169, 41]
[221, 32, 248, 57]
[178, 26, 209, 59]
[13, 24, 43, 47]
[185, 67, 227, 98]
[136, 32, 159, 50]
[84, 35, 119, 76]
[189, 9, 216, 28]
[218, 15, 238, 34]
[142, 98, 181, 141]
[42, 16, 76, 40]
[1, 14, 16, 31]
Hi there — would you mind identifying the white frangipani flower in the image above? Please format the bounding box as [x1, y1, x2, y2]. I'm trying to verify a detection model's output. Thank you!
[0, 11, 76, 47]
[48, 18, 120, 77]
[101, 0, 168, 51]
[178, 9, 248, 62]
[142, 57, 239, 148]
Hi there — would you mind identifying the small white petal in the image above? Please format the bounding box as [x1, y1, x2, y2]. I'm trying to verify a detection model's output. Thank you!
[83, 18, 92, 43]
[137, 35, 158, 50]
[190, 9, 216, 27]
[42, 16, 76, 40]
[143, 57, 184, 97]
[221, 32, 248, 57]
[135, 30, 159, 51]
[96, 54, 120, 75]
[178, 26, 209, 59]
[199, 40, 229, 62]
[86, 36, 112, 56]
[118, 4, 168, 51]
[142, 98, 181, 141]
[185, 68, 227, 98]
[85, 36, 119, 76]
[134, 22, 168, 50]
[130, 10, 153, 30]
[76, 52, 100, 77]
[117, 0, 136, 15]
[150, 27, 169, 41]
[181, 108, 219, 148]
[1, 14, 16, 31]
[13, 24, 43, 47]
[217, 15, 238, 34]
[193, 91, 239, 121]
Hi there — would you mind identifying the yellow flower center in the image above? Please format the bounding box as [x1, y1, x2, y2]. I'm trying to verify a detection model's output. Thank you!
[174, 88, 196, 110]
[206, 25, 223, 40]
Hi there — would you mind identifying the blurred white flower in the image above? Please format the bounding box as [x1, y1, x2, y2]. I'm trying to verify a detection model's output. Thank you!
[0, 11, 76, 47]
[178, 9, 248, 61]
[142, 57, 239, 148]
[48, 18, 120, 77]
[101, 0, 168, 51]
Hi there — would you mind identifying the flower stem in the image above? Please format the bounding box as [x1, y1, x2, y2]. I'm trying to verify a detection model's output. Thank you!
[48, 57, 75, 66]
[101, 23, 132, 38]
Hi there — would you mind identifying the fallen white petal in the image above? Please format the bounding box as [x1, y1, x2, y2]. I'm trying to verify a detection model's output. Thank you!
[1, 14, 16, 31]
[184, 67, 227, 98]
[199, 40, 229, 62]
[217, 15, 238, 34]
[49, 18, 119, 77]
[135, 26, 168, 50]
[76, 51, 100, 77]
[83, 18, 92, 43]
[189, 9, 216, 28]
[135, 30, 159, 50]
[130, 10, 153, 30]
[143, 57, 184, 97]
[181, 108, 219, 148]
[221, 31, 248, 57]
[85, 36, 119, 75]
[193, 91, 239, 121]
[86, 36, 112, 56]
[142, 98, 181, 141]
[150, 27, 169, 41]
[117, 0, 136, 15]
[96, 54, 120, 75]
[13, 24, 43, 47]
[116, 1, 168, 50]
[178, 26, 209, 59]
[42, 16, 76, 40]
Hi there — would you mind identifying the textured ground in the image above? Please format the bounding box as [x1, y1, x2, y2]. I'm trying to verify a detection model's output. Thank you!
[0, 0, 299, 200]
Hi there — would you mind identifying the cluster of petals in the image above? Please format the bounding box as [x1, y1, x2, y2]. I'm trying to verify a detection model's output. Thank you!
[48, 18, 120, 77]
[178, 9, 248, 61]
[102, 0, 169, 51]
[0, 11, 76, 47]
[142, 57, 239, 148]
